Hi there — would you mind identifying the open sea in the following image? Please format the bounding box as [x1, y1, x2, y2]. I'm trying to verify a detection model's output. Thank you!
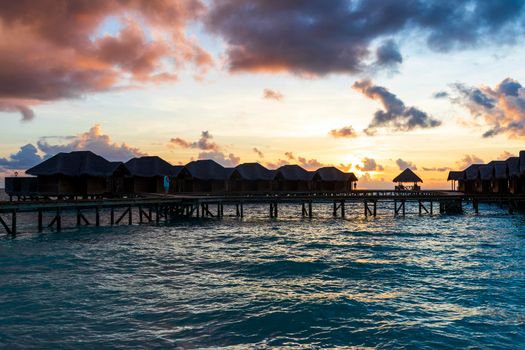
[1, 195, 524, 349]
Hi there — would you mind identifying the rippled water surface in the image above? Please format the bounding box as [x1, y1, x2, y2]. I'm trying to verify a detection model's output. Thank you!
[1, 203, 524, 349]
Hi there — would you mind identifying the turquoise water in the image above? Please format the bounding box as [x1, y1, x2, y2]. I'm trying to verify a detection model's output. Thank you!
[1, 203, 524, 349]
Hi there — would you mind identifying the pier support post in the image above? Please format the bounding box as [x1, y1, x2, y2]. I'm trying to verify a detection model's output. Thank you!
[110, 207, 115, 225]
[473, 199, 479, 214]
[240, 202, 244, 218]
[95, 207, 100, 226]
[341, 201, 345, 217]
[308, 201, 313, 218]
[11, 210, 16, 235]
[156, 205, 160, 224]
[38, 209, 43, 232]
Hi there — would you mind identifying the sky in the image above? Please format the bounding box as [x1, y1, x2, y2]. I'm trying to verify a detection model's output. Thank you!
[1, 0, 525, 189]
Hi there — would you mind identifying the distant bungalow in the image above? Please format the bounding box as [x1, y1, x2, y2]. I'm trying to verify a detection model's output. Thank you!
[447, 150, 525, 194]
[393, 168, 422, 191]
[5, 151, 358, 198]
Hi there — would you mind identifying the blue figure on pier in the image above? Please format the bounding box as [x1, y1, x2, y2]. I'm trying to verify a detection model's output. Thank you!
[163, 176, 170, 194]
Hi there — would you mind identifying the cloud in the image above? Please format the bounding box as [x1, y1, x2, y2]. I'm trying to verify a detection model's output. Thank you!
[284, 152, 295, 160]
[450, 78, 525, 139]
[456, 154, 484, 169]
[356, 157, 384, 172]
[0, 124, 145, 172]
[36, 124, 145, 161]
[422, 167, 451, 172]
[170, 131, 219, 151]
[265, 152, 328, 170]
[198, 151, 240, 167]
[253, 147, 264, 158]
[433, 91, 449, 99]
[359, 172, 391, 189]
[395, 158, 417, 170]
[497, 151, 516, 160]
[375, 40, 402, 68]
[206, 0, 525, 76]
[0, 0, 212, 121]
[263, 89, 284, 101]
[0, 144, 42, 170]
[338, 163, 352, 172]
[0, 102, 35, 121]
[353, 79, 441, 134]
[329, 125, 357, 138]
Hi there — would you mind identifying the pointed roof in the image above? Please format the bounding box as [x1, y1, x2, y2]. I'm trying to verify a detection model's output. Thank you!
[479, 164, 494, 181]
[313, 167, 351, 181]
[447, 171, 464, 181]
[26, 151, 127, 177]
[465, 164, 483, 180]
[393, 168, 423, 183]
[185, 159, 230, 180]
[274, 164, 312, 181]
[232, 163, 275, 180]
[125, 156, 181, 177]
[507, 157, 520, 177]
[488, 160, 508, 180]
[520, 151, 525, 174]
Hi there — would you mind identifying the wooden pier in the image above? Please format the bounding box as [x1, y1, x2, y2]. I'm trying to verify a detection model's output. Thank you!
[0, 190, 523, 235]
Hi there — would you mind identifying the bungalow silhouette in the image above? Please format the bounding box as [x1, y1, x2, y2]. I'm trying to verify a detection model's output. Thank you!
[229, 163, 275, 192]
[125, 156, 183, 194]
[447, 150, 525, 194]
[393, 168, 422, 191]
[5, 151, 360, 198]
[273, 165, 312, 192]
[311, 167, 358, 192]
[20, 151, 128, 197]
[178, 159, 231, 193]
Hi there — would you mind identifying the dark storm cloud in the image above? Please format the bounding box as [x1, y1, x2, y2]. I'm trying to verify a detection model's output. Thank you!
[353, 80, 441, 134]
[207, 0, 525, 76]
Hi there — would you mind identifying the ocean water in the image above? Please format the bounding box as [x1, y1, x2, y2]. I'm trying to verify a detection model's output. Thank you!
[0, 202, 524, 349]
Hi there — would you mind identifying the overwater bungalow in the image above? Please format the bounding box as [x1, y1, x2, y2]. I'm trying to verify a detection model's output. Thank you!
[273, 165, 312, 191]
[486, 160, 508, 194]
[229, 163, 275, 192]
[311, 167, 357, 192]
[447, 171, 464, 191]
[179, 159, 230, 193]
[463, 164, 483, 194]
[506, 157, 521, 194]
[478, 164, 494, 193]
[125, 156, 183, 194]
[24, 151, 129, 197]
[393, 168, 422, 191]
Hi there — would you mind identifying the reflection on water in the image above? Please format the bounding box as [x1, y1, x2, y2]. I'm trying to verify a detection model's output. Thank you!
[0, 203, 524, 349]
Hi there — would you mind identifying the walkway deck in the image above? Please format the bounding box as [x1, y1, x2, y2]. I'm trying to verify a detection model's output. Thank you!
[0, 190, 523, 235]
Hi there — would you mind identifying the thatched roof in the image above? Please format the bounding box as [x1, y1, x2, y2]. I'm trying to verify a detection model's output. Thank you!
[232, 163, 275, 180]
[274, 165, 312, 181]
[447, 171, 464, 181]
[507, 157, 520, 177]
[479, 165, 494, 181]
[185, 159, 230, 180]
[465, 164, 483, 180]
[125, 156, 181, 177]
[488, 160, 508, 180]
[519, 151, 525, 175]
[393, 168, 423, 183]
[26, 151, 128, 177]
[313, 167, 351, 181]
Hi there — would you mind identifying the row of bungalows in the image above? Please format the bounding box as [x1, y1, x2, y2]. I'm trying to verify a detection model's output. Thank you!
[447, 151, 525, 194]
[4, 151, 358, 198]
